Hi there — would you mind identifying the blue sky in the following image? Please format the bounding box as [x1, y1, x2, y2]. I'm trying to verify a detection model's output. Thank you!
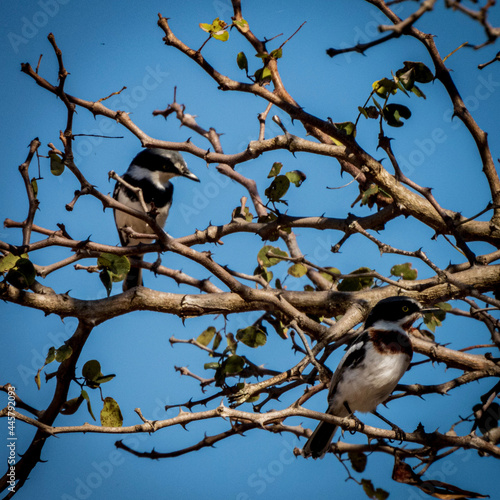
[1, 1, 500, 499]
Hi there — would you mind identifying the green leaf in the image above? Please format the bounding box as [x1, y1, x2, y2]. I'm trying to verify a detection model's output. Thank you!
[30, 177, 38, 198]
[270, 48, 282, 59]
[397, 61, 434, 84]
[49, 151, 65, 176]
[372, 96, 383, 113]
[94, 374, 115, 384]
[226, 333, 237, 354]
[82, 360, 102, 381]
[423, 302, 449, 332]
[361, 184, 380, 206]
[258, 213, 277, 224]
[395, 62, 433, 99]
[254, 265, 273, 283]
[222, 354, 245, 374]
[265, 175, 290, 202]
[288, 263, 307, 278]
[410, 85, 426, 99]
[319, 267, 341, 283]
[265, 315, 288, 339]
[358, 106, 379, 120]
[338, 267, 373, 292]
[237, 51, 248, 72]
[361, 479, 375, 497]
[204, 362, 220, 370]
[0, 253, 27, 273]
[268, 162, 283, 178]
[390, 262, 418, 280]
[60, 395, 84, 415]
[349, 451, 367, 473]
[82, 359, 115, 387]
[197, 326, 217, 346]
[383, 103, 412, 127]
[423, 313, 441, 333]
[213, 331, 222, 351]
[80, 389, 95, 420]
[374, 489, 389, 500]
[358, 106, 369, 119]
[334, 121, 356, 137]
[213, 30, 229, 41]
[232, 206, 253, 222]
[257, 245, 288, 267]
[254, 66, 272, 83]
[233, 19, 249, 32]
[359, 184, 391, 208]
[35, 346, 58, 390]
[5, 257, 36, 289]
[45, 346, 57, 365]
[285, 170, 306, 187]
[211, 18, 227, 32]
[236, 326, 267, 348]
[199, 18, 229, 41]
[100, 397, 123, 427]
[199, 23, 213, 33]
[55, 344, 73, 363]
[372, 78, 398, 98]
[436, 302, 452, 312]
[97, 253, 131, 283]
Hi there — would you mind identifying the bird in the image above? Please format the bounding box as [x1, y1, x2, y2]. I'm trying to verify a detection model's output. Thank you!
[303, 295, 432, 459]
[113, 148, 199, 291]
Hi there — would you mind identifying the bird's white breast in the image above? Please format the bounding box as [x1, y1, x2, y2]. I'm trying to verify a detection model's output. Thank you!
[329, 340, 411, 414]
[114, 187, 170, 245]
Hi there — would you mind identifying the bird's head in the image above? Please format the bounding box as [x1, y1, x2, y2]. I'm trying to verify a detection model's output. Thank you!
[130, 148, 200, 184]
[364, 296, 436, 331]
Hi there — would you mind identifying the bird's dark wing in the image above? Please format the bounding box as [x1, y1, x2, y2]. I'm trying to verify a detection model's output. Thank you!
[327, 331, 369, 399]
[121, 174, 174, 208]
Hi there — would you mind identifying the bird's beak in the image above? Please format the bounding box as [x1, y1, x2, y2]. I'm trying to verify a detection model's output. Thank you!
[183, 170, 200, 182]
[420, 307, 442, 314]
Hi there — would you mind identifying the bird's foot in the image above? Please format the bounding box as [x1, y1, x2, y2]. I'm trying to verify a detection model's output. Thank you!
[343, 414, 364, 435]
[389, 424, 405, 443]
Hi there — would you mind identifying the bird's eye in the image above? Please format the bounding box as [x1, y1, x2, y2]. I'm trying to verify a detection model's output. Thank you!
[402, 305, 409, 312]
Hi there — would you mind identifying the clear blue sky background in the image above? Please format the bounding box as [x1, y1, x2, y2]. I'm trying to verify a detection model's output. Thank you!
[1, 1, 500, 499]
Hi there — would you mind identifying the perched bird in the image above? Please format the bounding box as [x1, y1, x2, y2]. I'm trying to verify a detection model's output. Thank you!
[113, 148, 199, 290]
[303, 296, 432, 459]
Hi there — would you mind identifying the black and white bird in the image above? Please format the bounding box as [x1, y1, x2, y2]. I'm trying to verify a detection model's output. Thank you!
[113, 148, 199, 291]
[303, 296, 432, 459]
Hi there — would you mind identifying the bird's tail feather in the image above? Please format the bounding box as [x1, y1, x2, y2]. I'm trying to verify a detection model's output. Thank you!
[302, 420, 338, 459]
[123, 256, 143, 291]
